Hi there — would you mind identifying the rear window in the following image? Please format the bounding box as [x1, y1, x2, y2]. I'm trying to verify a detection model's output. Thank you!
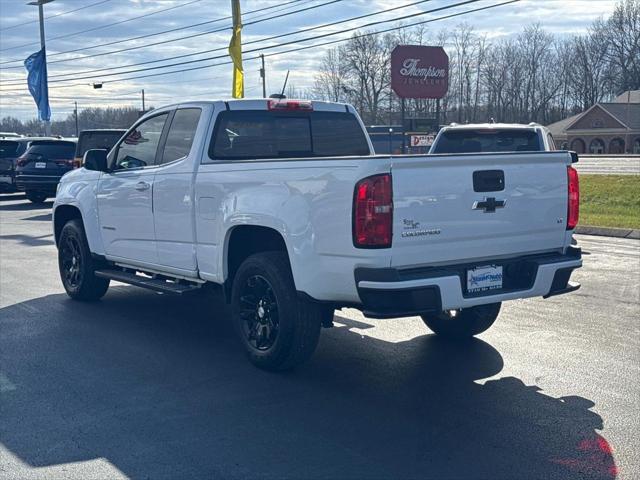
[209, 111, 370, 160]
[76, 131, 124, 157]
[25, 142, 76, 159]
[0, 141, 20, 158]
[432, 129, 541, 154]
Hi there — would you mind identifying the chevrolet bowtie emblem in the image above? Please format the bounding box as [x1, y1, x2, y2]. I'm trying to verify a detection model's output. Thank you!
[472, 197, 506, 213]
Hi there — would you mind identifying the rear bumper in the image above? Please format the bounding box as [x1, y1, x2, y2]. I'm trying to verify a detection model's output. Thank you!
[0, 173, 16, 192]
[15, 174, 61, 194]
[355, 247, 582, 318]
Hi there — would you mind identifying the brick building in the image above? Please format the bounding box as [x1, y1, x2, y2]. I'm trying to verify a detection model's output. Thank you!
[547, 90, 640, 154]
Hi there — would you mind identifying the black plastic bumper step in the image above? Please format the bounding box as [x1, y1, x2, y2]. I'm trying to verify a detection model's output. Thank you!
[95, 269, 201, 295]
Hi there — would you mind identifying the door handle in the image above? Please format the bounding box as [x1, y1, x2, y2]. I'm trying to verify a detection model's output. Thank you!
[135, 181, 150, 191]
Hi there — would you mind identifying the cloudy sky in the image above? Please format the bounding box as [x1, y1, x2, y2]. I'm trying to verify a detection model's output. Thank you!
[0, 0, 618, 120]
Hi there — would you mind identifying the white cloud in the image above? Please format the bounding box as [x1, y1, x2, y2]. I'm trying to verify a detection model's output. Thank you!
[0, 0, 619, 120]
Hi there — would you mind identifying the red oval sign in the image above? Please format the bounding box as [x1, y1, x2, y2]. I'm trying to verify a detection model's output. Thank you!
[391, 45, 449, 99]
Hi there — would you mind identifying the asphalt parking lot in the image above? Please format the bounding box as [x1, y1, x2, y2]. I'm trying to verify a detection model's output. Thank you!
[1, 193, 638, 480]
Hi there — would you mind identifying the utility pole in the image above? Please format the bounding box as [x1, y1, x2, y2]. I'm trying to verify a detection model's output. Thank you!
[28, 0, 54, 136]
[141, 89, 146, 113]
[626, 90, 631, 154]
[74, 101, 79, 137]
[260, 54, 266, 98]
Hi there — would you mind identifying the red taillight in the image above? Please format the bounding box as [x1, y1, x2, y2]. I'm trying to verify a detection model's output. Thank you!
[267, 99, 313, 111]
[55, 159, 81, 168]
[17, 158, 27, 167]
[567, 166, 579, 230]
[353, 173, 393, 248]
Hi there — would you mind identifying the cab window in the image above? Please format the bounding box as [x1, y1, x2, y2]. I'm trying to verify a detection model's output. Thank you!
[114, 113, 169, 170]
[160, 108, 201, 164]
[432, 129, 542, 154]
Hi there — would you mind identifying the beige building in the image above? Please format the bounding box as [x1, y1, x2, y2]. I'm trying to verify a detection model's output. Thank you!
[547, 90, 640, 154]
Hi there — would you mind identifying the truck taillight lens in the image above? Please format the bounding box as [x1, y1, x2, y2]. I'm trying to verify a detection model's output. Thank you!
[567, 166, 579, 230]
[353, 173, 392, 248]
[267, 99, 313, 111]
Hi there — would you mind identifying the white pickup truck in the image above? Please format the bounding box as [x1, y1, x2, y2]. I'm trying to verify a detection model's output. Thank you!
[53, 98, 582, 370]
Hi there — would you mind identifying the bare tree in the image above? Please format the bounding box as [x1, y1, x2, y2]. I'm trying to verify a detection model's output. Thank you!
[311, 0, 638, 127]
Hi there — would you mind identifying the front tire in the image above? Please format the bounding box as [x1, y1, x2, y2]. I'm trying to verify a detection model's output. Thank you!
[231, 251, 322, 371]
[58, 219, 110, 301]
[421, 303, 501, 339]
[26, 192, 47, 203]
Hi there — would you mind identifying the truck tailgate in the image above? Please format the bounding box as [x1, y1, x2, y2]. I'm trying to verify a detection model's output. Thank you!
[390, 152, 570, 268]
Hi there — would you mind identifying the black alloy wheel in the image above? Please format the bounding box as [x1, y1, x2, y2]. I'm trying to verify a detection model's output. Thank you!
[230, 251, 322, 371]
[57, 219, 110, 301]
[239, 275, 280, 351]
[60, 233, 84, 289]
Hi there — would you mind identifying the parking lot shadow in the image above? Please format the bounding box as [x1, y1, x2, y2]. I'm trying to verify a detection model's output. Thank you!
[0, 289, 616, 480]
[0, 194, 26, 202]
[0, 233, 54, 247]
[22, 213, 52, 222]
[0, 200, 52, 211]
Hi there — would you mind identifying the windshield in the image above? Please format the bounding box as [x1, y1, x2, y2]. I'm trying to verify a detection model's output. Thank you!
[210, 111, 370, 160]
[76, 131, 125, 157]
[432, 129, 542, 154]
[25, 142, 76, 159]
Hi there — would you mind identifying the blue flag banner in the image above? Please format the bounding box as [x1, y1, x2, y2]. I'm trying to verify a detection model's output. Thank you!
[24, 48, 51, 122]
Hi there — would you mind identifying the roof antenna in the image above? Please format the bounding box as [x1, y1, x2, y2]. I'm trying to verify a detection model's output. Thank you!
[281, 70, 290, 97]
[269, 70, 290, 99]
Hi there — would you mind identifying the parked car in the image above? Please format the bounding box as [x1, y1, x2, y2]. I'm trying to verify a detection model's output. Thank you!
[15, 139, 78, 203]
[0, 137, 55, 194]
[75, 129, 126, 165]
[53, 99, 581, 371]
[429, 123, 557, 154]
[0, 132, 22, 139]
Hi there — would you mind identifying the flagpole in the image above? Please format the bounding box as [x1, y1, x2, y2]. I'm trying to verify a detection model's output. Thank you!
[229, 0, 244, 98]
[28, 0, 53, 135]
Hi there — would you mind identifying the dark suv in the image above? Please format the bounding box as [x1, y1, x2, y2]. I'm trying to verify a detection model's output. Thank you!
[75, 129, 126, 165]
[14, 139, 78, 203]
[0, 138, 55, 194]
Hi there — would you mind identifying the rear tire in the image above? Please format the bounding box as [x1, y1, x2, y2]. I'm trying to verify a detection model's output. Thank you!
[231, 251, 322, 371]
[26, 192, 47, 203]
[58, 219, 110, 301]
[421, 303, 501, 339]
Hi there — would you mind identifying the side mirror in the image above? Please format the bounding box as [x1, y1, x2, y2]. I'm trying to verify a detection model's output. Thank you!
[83, 149, 109, 172]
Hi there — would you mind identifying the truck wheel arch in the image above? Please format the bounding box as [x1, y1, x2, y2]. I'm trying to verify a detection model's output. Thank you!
[224, 225, 292, 300]
[54, 205, 83, 247]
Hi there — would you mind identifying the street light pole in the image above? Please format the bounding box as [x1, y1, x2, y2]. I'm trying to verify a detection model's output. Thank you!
[28, 0, 53, 136]
[260, 54, 266, 98]
[74, 101, 79, 137]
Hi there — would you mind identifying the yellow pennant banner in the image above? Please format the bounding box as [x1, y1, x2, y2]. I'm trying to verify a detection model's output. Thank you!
[229, 0, 244, 98]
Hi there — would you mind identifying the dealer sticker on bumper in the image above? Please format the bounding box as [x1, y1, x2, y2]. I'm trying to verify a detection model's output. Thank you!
[467, 265, 503, 293]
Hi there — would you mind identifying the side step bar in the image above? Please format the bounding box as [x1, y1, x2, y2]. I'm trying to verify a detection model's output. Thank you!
[95, 269, 202, 295]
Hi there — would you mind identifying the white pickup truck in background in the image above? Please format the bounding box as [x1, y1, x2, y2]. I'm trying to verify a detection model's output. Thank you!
[53, 98, 582, 370]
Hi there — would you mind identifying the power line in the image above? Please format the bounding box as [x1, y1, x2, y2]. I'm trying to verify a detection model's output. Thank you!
[0, 0, 311, 67]
[0, 0, 204, 53]
[0, 0, 520, 94]
[41, 0, 486, 85]
[0, 0, 113, 32]
[45, 0, 339, 68]
[41, 0, 436, 81]
[0, 0, 342, 81]
[29, 0, 430, 82]
[0, 0, 468, 87]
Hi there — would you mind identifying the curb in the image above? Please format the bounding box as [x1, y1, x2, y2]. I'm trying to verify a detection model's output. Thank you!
[575, 225, 640, 239]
